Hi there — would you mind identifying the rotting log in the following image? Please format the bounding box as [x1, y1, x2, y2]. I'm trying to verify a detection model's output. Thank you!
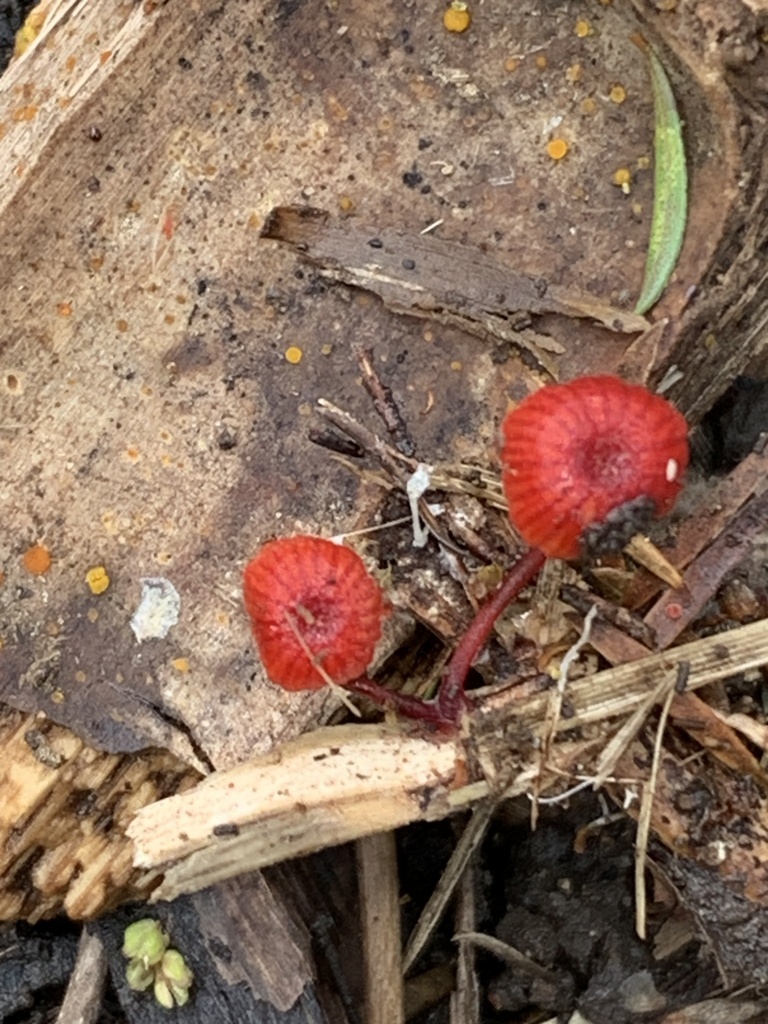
[1, 0, 768, 937]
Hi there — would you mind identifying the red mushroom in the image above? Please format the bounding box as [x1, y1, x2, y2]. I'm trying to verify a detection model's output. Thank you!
[243, 535, 387, 691]
[501, 375, 689, 560]
[433, 376, 689, 723]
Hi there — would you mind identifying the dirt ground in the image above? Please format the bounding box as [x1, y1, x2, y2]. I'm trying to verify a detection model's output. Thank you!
[3, 0, 768, 1022]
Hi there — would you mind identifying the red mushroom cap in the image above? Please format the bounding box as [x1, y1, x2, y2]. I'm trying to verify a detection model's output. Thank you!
[243, 535, 387, 691]
[500, 375, 689, 560]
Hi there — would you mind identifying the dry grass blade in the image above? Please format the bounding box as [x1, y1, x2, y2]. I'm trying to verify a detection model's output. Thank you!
[635, 687, 675, 940]
[453, 932, 560, 983]
[403, 801, 496, 974]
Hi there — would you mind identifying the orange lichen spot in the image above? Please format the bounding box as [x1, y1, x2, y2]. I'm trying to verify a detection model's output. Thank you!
[339, 194, 355, 213]
[566, 63, 582, 84]
[503, 57, 520, 73]
[609, 84, 627, 104]
[126, 446, 140, 461]
[171, 657, 190, 673]
[65, 55, 77, 72]
[535, 54, 548, 69]
[89, 255, 104, 272]
[580, 97, 597, 115]
[116, 319, 129, 333]
[85, 565, 110, 595]
[99, 50, 112, 64]
[0, 570, 5, 587]
[57, 97, 73, 110]
[23, 544, 51, 575]
[443, 2, 471, 33]
[285, 346, 303, 365]
[164, 313, 176, 324]
[546, 138, 569, 161]
[247, 212, 262, 230]
[12, 105, 39, 122]
[612, 167, 632, 193]
[575, 19, 592, 37]
[57, 301, 73, 317]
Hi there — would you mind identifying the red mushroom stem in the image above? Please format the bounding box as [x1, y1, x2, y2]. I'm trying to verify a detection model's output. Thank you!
[345, 546, 547, 727]
[434, 546, 547, 723]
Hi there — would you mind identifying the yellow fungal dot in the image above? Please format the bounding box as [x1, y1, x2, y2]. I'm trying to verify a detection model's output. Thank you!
[339, 195, 355, 213]
[86, 566, 110, 595]
[56, 301, 73, 317]
[285, 346, 303, 365]
[503, 57, 520, 74]
[22, 544, 51, 575]
[580, 97, 597, 115]
[609, 84, 627, 104]
[443, 2, 471, 33]
[575, 19, 592, 37]
[546, 138, 569, 161]
[450, 360, 463, 371]
[172, 657, 190, 673]
[612, 168, 632, 192]
[566, 63, 582, 84]
[535, 54, 548, 69]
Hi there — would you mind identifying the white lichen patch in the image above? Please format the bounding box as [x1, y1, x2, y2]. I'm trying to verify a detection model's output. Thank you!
[130, 577, 181, 642]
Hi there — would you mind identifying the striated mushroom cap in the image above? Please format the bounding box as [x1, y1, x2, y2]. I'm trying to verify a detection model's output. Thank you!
[501, 375, 689, 560]
[243, 535, 387, 690]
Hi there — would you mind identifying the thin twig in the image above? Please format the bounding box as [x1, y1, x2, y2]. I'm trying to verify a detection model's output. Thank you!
[56, 927, 107, 1024]
[403, 801, 496, 973]
[635, 686, 675, 940]
[357, 831, 404, 1024]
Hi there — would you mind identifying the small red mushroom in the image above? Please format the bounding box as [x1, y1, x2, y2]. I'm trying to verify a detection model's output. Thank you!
[243, 535, 387, 691]
[433, 376, 689, 723]
[500, 375, 689, 560]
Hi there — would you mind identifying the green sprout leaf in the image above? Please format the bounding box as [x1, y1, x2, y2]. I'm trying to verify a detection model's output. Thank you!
[123, 919, 193, 1008]
[633, 35, 688, 315]
[122, 919, 169, 967]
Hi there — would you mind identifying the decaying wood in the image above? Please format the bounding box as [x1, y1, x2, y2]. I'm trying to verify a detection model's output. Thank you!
[127, 618, 768, 902]
[0, 706, 200, 921]
[261, 205, 651, 349]
[192, 874, 314, 1012]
